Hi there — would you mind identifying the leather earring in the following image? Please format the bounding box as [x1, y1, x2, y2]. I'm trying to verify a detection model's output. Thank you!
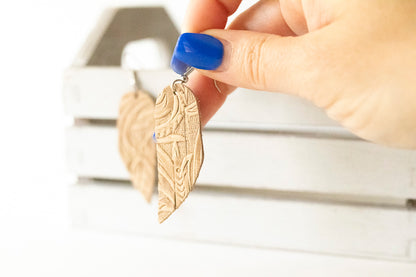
[118, 71, 156, 202]
[154, 68, 204, 223]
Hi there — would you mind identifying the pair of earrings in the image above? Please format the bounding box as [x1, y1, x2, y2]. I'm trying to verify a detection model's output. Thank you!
[118, 70, 203, 223]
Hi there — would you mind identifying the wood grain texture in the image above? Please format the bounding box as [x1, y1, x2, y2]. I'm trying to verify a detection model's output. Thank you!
[155, 84, 204, 223]
[117, 91, 156, 202]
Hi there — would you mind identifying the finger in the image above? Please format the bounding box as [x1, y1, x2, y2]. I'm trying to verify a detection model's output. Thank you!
[198, 29, 318, 96]
[182, 0, 242, 32]
[184, 0, 306, 126]
[187, 72, 235, 127]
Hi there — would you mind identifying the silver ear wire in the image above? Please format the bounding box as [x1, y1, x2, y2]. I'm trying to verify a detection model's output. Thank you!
[213, 79, 222, 94]
[171, 67, 194, 91]
[131, 70, 141, 92]
[121, 38, 170, 95]
[182, 67, 194, 80]
[121, 49, 142, 97]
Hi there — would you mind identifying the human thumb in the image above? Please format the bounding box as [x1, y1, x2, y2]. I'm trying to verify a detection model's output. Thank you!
[171, 29, 318, 97]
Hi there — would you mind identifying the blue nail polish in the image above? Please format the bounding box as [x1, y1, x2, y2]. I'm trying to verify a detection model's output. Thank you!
[170, 56, 191, 76]
[152, 132, 157, 143]
[171, 33, 223, 74]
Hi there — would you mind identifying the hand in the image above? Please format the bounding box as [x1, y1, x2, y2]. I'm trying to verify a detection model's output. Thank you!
[173, 0, 416, 149]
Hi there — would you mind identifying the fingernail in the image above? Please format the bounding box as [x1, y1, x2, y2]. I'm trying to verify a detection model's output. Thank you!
[170, 56, 191, 76]
[171, 33, 224, 74]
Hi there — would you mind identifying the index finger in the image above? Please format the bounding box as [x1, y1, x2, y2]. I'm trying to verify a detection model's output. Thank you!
[182, 0, 243, 32]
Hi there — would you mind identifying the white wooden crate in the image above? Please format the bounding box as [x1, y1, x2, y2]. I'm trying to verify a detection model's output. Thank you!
[64, 6, 416, 268]
[70, 181, 416, 262]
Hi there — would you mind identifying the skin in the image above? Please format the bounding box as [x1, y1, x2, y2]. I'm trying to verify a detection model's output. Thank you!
[182, 0, 416, 149]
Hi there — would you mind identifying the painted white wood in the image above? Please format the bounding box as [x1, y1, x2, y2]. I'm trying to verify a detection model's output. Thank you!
[66, 125, 416, 200]
[63, 67, 174, 119]
[61, 7, 416, 273]
[63, 67, 342, 131]
[70, 181, 416, 261]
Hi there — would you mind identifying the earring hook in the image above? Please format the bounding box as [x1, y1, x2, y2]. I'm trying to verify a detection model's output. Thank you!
[171, 67, 194, 91]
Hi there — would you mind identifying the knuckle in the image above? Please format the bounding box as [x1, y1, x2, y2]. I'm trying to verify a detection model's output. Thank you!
[240, 37, 269, 88]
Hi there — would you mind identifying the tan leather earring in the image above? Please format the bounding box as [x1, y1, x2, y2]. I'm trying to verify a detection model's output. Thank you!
[154, 69, 204, 223]
[118, 71, 156, 202]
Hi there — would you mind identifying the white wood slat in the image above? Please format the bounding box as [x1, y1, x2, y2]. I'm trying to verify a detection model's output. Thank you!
[63, 67, 341, 131]
[66, 125, 416, 200]
[70, 181, 416, 261]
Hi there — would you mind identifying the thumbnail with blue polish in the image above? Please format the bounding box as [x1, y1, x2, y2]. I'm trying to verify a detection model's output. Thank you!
[170, 56, 191, 76]
[171, 33, 224, 75]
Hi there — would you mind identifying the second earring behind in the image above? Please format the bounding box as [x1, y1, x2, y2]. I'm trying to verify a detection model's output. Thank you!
[118, 84, 156, 203]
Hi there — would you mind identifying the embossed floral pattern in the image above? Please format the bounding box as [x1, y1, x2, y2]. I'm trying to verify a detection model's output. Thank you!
[155, 84, 204, 223]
